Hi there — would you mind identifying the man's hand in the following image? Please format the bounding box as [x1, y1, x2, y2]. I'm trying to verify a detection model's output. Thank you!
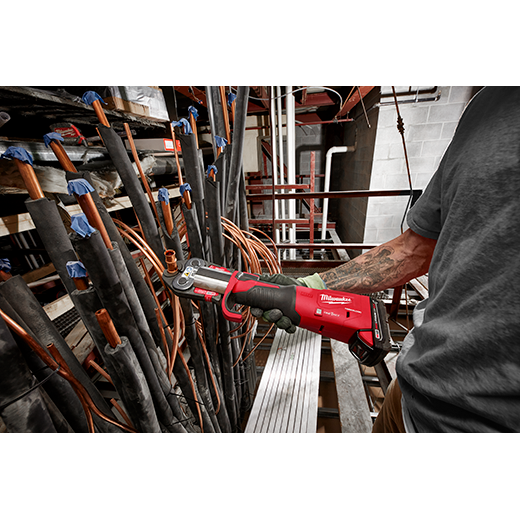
[250, 273, 325, 333]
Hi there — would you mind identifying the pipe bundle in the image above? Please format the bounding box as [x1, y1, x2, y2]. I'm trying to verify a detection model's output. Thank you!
[0, 88, 281, 433]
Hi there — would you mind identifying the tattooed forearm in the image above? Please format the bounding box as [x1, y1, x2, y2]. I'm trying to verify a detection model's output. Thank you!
[319, 229, 437, 294]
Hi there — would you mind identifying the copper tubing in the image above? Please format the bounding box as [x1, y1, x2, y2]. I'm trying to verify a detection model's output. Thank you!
[161, 200, 174, 236]
[72, 277, 89, 291]
[123, 123, 161, 227]
[49, 140, 77, 173]
[154, 307, 171, 368]
[165, 249, 178, 274]
[75, 192, 113, 249]
[92, 99, 110, 127]
[110, 398, 134, 428]
[88, 359, 114, 385]
[95, 309, 121, 348]
[14, 159, 45, 200]
[219, 86, 231, 144]
[169, 124, 192, 209]
[0, 309, 135, 433]
[189, 112, 199, 149]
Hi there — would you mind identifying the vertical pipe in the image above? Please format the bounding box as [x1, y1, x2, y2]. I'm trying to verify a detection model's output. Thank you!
[285, 86, 296, 260]
[270, 87, 280, 246]
[276, 87, 286, 254]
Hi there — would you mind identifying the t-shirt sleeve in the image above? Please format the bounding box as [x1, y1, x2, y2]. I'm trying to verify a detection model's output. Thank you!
[406, 157, 445, 240]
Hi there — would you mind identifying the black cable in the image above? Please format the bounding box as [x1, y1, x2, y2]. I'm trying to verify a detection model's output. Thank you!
[0, 365, 60, 412]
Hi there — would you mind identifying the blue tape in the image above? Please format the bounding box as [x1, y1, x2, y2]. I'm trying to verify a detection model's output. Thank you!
[0, 258, 11, 272]
[82, 91, 106, 106]
[0, 146, 33, 166]
[66, 260, 87, 279]
[171, 118, 192, 135]
[158, 187, 170, 204]
[43, 132, 64, 148]
[207, 165, 217, 178]
[67, 179, 94, 197]
[215, 135, 227, 148]
[179, 183, 192, 196]
[227, 93, 237, 106]
[71, 214, 97, 238]
[188, 106, 199, 120]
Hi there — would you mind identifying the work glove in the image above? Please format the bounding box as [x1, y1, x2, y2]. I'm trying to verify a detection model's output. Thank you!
[250, 273, 326, 334]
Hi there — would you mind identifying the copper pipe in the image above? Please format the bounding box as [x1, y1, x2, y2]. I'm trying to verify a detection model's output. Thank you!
[165, 249, 177, 274]
[0, 271, 12, 281]
[75, 192, 113, 249]
[219, 86, 231, 144]
[161, 200, 174, 236]
[95, 309, 121, 348]
[92, 99, 110, 127]
[178, 350, 204, 433]
[14, 159, 44, 200]
[169, 124, 192, 209]
[88, 359, 114, 385]
[154, 307, 171, 368]
[189, 112, 199, 149]
[123, 122, 161, 227]
[0, 309, 135, 433]
[49, 140, 77, 172]
[72, 277, 89, 291]
[110, 398, 134, 429]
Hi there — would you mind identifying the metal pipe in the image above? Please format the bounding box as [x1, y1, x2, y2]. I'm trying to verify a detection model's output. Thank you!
[247, 188, 422, 201]
[14, 159, 44, 200]
[165, 249, 178, 274]
[49, 140, 77, 172]
[321, 146, 356, 242]
[95, 309, 121, 348]
[286, 86, 296, 260]
[270, 87, 280, 247]
[276, 87, 287, 250]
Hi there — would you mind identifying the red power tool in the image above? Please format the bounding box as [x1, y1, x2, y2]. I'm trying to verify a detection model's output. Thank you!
[163, 258, 392, 366]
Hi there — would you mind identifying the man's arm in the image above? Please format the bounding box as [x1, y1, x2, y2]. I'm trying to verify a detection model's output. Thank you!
[320, 228, 437, 294]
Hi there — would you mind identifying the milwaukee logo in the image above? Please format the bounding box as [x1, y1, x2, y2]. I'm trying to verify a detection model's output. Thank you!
[320, 294, 352, 304]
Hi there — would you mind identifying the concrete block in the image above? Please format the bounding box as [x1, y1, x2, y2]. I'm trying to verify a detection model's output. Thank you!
[372, 158, 403, 176]
[441, 121, 459, 140]
[407, 123, 443, 142]
[408, 156, 437, 174]
[448, 86, 474, 104]
[377, 227, 401, 242]
[373, 143, 391, 161]
[375, 126, 402, 145]
[366, 214, 394, 230]
[421, 139, 451, 158]
[428, 102, 466, 123]
[389, 141, 422, 159]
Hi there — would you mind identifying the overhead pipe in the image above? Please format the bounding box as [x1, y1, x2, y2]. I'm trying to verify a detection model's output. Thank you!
[320, 145, 356, 243]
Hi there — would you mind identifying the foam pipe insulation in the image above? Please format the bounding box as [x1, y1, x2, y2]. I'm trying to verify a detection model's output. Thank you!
[0, 316, 57, 433]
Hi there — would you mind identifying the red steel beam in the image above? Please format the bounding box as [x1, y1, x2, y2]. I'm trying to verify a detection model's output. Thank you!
[247, 189, 422, 202]
[335, 86, 375, 118]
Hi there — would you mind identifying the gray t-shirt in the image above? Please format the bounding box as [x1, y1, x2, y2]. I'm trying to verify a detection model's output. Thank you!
[397, 86, 520, 432]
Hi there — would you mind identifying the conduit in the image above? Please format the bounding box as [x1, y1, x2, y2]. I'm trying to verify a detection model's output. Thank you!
[286, 86, 297, 260]
[270, 86, 280, 247]
[321, 145, 356, 243]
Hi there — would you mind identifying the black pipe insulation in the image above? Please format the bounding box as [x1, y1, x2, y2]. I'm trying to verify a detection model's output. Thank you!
[65, 171, 165, 350]
[214, 146, 229, 218]
[0, 316, 57, 433]
[205, 177, 226, 267]
[182, 204, 205, 261]
[70, 230, 183, 433]
[38, 387, 75, 433]
[0, 292, 85, 432]
[103, 336, 162, 433]
[96, 124, 165, 267]
[25, 197, 80, 297]
[0, 275, 120, 433]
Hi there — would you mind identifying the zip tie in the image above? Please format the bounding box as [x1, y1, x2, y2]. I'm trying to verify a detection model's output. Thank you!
[0, 366, 60, 412]
[43, 132, 64, 148]
[0, 146, 33, 165]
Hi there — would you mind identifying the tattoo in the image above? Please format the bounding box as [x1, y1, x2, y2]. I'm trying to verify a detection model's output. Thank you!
[320, 246, 406, 293]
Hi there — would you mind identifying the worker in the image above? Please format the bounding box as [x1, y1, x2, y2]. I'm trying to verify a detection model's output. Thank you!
[253, 86, 520, 433]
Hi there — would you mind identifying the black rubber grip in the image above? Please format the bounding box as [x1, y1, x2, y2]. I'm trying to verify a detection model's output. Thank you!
[233, 283, 301, 325]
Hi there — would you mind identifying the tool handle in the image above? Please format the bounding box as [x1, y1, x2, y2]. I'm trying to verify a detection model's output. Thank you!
[222, 273, 300, 324]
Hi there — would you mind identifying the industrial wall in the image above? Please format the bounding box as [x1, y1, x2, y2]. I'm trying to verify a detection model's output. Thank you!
[333, 87, 478, 256]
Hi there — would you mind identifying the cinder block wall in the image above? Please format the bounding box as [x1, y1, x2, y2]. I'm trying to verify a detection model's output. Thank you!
[364, 86, 477, 246]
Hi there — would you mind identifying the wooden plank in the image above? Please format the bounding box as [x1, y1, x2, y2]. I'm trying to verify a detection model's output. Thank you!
[330, 339, 373, 433]
[245, 327, 322, 433]
[0, 187, 180, 237]
[43, 294, 74, 321]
